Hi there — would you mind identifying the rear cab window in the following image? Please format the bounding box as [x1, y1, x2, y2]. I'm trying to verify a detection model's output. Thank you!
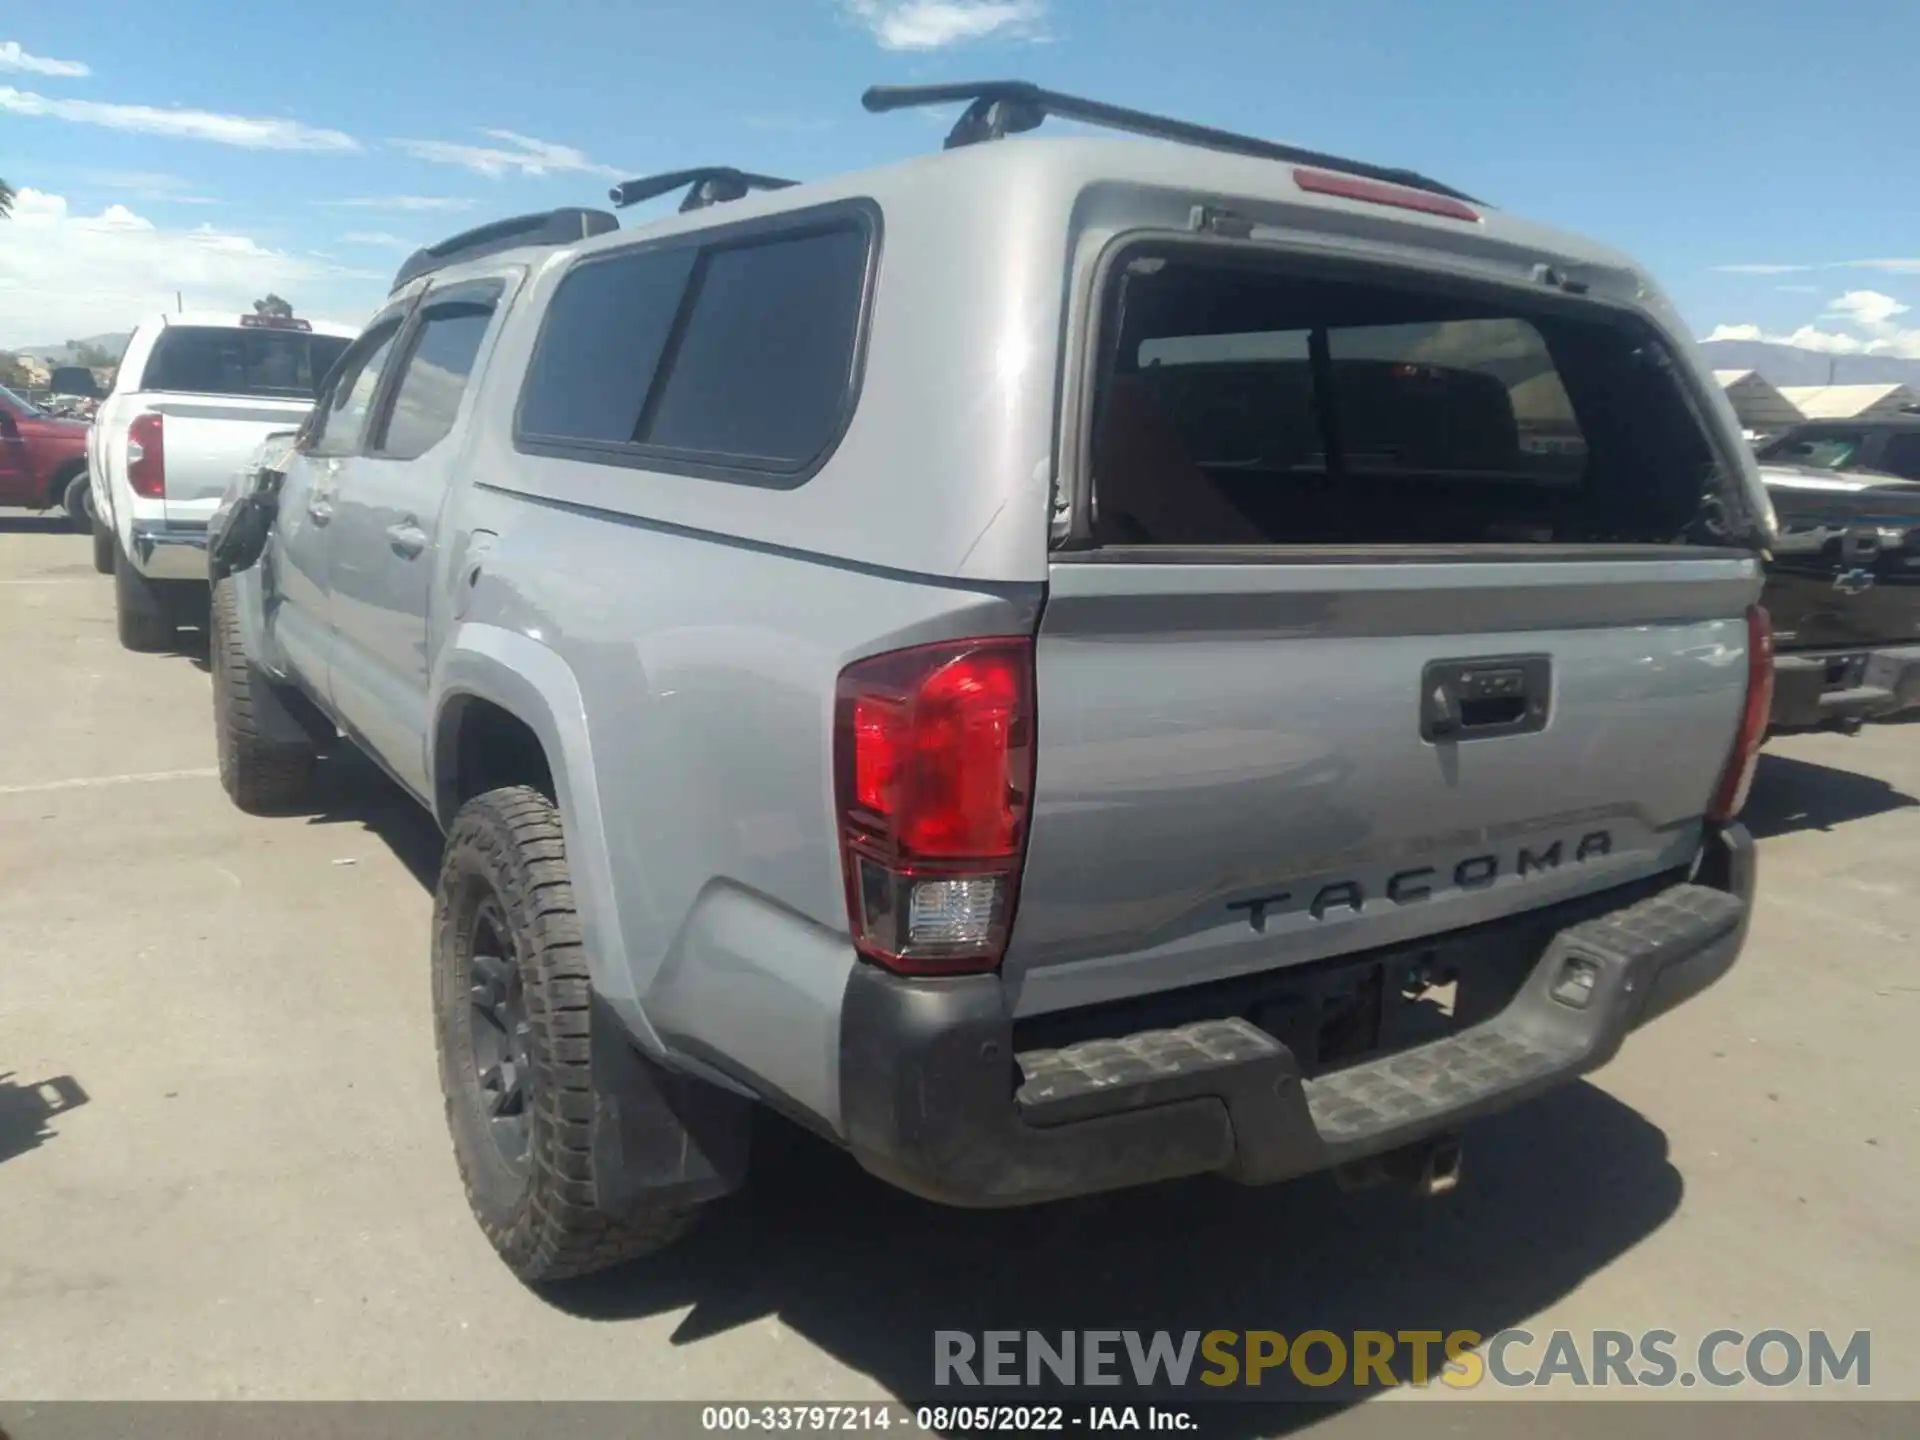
[139, 324, 352, 400]
[1083, 246, 1744, 551]
[516, 205, 876, 483]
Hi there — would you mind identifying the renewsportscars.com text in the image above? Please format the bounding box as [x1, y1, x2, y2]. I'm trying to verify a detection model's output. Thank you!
[934, 1328, 1871, 1393]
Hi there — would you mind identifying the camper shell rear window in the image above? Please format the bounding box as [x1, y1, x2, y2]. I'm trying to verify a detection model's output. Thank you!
[1084, 247, 1739, 550]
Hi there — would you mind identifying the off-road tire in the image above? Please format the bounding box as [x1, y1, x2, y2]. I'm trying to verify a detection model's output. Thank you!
[433, 786, 696, 1282]
[210, 578, 314, 813]
[113, 541, 176, 652]
[62, 469, 93, 532]
[91, 510, 114, 574]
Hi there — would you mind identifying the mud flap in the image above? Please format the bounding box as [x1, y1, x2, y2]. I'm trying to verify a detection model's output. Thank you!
[589, 999, 752, 1216]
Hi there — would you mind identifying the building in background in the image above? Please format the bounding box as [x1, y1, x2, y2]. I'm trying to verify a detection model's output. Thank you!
[1777, 383, 1920, 422]
[1713, 369, 1806, 442]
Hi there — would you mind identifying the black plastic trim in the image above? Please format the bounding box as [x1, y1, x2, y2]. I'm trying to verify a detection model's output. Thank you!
[510, 197, 883, 492]
[391, 208, 617, 293]
[835, 841, 1753, 1208]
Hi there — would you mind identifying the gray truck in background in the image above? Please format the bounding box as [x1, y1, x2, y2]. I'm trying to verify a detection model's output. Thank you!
[208, 83, 1776, 1283]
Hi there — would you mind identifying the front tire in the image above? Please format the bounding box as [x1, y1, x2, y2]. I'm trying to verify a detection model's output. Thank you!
[113, 541, 176, 652]
[210, 578, 314, 813]
[433, 786, 697, 1282]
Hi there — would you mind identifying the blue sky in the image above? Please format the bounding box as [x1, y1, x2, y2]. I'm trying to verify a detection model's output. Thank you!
[4, 0, 1918, 353]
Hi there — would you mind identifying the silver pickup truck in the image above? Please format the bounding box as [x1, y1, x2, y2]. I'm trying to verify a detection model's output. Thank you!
[209, 83, 1776, 1283]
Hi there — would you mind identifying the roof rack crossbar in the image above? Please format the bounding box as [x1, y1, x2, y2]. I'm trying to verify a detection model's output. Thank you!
[608, 167, 799, 212]
[860, 80, 1479, 205]
[390, 207, 618, 292]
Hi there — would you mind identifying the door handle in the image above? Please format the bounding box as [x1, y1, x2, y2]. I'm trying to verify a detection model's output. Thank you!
[307, 493, 334, 525]
[1420, 655, 1552, 742]
[386, 520, 428, 558]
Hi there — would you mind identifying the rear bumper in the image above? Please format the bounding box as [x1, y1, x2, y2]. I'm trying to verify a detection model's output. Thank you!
[1770, 644, 1920, 731]
[127, 519, 210, 583]
[838, 824, 1754, 1208]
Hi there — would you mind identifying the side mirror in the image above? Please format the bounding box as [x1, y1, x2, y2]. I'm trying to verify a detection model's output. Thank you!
[0, 410, 19, 439]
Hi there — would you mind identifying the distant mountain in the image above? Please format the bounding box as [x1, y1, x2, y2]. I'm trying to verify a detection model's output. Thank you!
[1698, 340, 1920, 389]
[9, 332, 133, 365]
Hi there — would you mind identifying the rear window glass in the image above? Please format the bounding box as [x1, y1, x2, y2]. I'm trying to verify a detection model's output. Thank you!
[1094, 255, 1727, 548]
[518, 220, 870, 474]
[642, 227, 869, 465]
[141, 326, 350, 400]
[518, 247, 697, 446]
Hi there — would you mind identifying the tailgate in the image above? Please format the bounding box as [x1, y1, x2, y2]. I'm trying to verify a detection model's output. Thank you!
[1008, 559, 1756, 1014]
[1763, 471, 1920, 651]
[146, 397, 313, 524]
[1007, 234, 1768, 1017]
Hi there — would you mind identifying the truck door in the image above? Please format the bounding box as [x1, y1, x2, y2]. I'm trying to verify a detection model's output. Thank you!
[327, 279, 507, 800]
[0, 390, 33, 506]
[267, 310, 410, 709]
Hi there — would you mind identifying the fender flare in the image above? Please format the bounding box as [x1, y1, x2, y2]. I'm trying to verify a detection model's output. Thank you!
[429, 624, 659, 1054]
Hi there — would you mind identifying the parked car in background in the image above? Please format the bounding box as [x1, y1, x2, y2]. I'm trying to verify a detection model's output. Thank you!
[88, 310, 353, 648]
[1755, 415, 1920, 482]
[210, 83, 1772, 1284]
[48, 366, 103, 402]
[0, 382, 92, 529]
[1760, 462, 1920, 732]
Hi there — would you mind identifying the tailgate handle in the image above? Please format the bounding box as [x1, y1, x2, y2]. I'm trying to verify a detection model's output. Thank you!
[1420, 655, 1551, 743]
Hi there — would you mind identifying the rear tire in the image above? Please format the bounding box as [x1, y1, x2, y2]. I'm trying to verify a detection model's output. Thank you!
[91, 510, 114, 575]
[433, 786, 698, 1282]
[62, 470, 93, 532]
[210, 577, 314, 813]
[113, 542, 176, 652]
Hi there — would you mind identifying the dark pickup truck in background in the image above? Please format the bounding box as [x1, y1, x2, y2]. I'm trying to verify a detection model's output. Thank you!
[1759, 459, 1920, 733]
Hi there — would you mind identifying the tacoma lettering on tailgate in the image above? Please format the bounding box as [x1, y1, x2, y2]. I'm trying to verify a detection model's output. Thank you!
[1227, 831, 1614, 932]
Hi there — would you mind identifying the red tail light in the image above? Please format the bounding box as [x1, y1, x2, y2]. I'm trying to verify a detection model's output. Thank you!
[1708, 605, 1774, 823]
[834, 637, 1035, 974]
[127, 413, 166, 498]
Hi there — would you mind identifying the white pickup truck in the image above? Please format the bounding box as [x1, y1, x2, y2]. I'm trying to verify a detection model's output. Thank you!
[89, 310, 354, 650]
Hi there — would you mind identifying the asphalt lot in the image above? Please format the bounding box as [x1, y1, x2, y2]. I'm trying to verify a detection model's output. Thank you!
[2, 508, 1916, 1422]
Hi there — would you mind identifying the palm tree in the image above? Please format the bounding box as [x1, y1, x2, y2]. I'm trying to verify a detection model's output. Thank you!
[0, 178, 14, 219]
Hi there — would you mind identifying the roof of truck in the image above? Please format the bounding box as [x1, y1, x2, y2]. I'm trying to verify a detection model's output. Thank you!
[497, 136, 1641, 290]
[134, 310, 359, 338]
[401, 84, 1649, 303]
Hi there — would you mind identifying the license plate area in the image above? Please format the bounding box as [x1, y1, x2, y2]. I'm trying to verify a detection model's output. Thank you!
[1250, 935, 1535, 1077]
[1008, 873, 1683, 1080]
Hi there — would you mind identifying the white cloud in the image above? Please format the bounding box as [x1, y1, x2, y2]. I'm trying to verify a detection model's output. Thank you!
[390, 128, 620, 178]
[0, 86, 357, 150]
[1843, 259, 1920, 275]
[80, 169, 220, 204]
[1704, 289, 1920, 360]
[315, 195, 475, 211]
[1714, 258, 1920, 277]
[0, 188, 382, 343]
[340, 231, 413, 248]
[0, 39, 89, 77]
[1828, 289, 1910, 329]
[840, 0, 1048, 49]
